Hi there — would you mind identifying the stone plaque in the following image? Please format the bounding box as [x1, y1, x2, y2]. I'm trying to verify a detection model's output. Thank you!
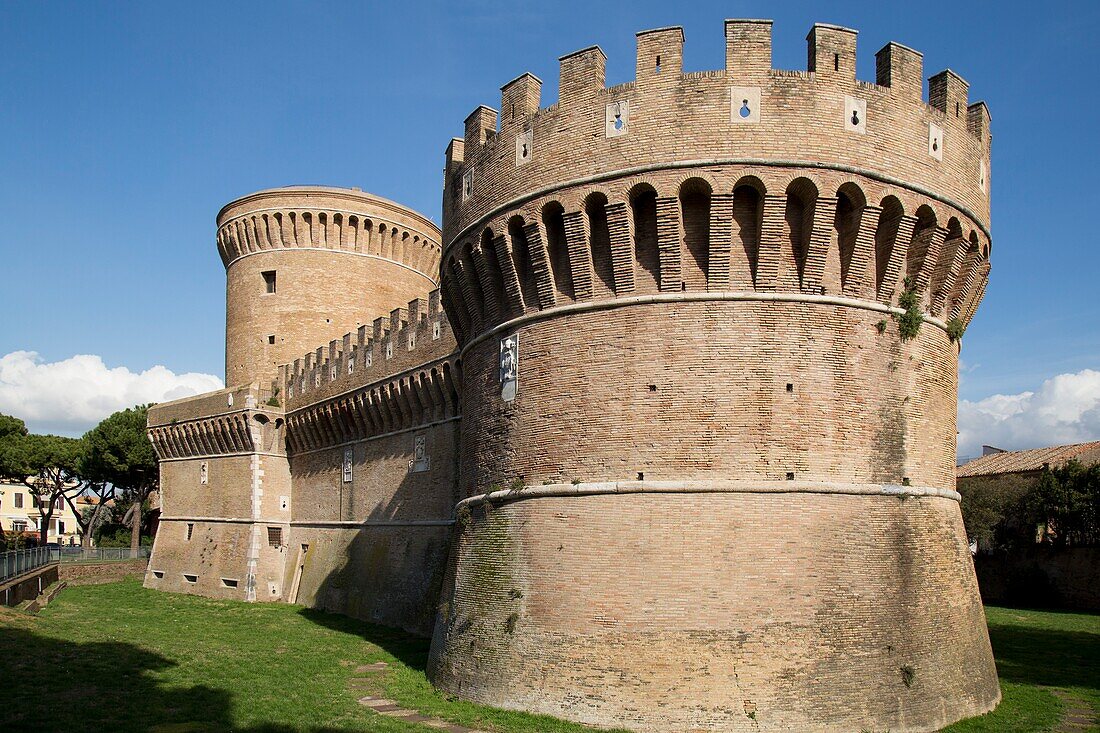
[515, 129, 533, 166]
[730, 86, 761, 123]
[410, 434, 430, 473]
[499, 334, 518, 402]
[844, 95, 866, 134]
[928, 123, 943, 161]
[605, 101, 629, 138]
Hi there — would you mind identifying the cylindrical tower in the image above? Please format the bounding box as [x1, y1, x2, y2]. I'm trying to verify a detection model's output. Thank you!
[429, 22, 997, 733]
[217, 186, 442, 386]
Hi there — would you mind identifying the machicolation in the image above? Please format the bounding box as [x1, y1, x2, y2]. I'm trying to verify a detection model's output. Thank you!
[146, 19, 998, 733]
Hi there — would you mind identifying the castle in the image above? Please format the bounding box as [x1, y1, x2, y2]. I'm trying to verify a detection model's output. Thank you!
[145, 20, 1000, 732]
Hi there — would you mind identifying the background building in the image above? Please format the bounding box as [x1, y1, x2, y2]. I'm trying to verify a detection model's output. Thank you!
[0, 480, 83, 546]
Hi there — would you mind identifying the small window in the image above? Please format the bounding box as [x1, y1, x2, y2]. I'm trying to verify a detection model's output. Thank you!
[186, 523, 194, 541]
[183, 574, 197, 583]
[14, 493, 22, 508]
[267, 334, 276, 345]
[221, 578, 239, 588]
[59, 521, 65, 534]
[267, 526, 283, 547]
[32, 495, 40, 508]
[262, 270, 277, 294]
[12, 521, 26, 532]
[152, 570, 164, 579]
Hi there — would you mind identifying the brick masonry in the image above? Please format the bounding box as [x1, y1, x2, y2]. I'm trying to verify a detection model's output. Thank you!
[145, 19, 997, 733]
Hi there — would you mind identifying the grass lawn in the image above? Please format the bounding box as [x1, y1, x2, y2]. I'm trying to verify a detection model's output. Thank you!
[0, 578, 1095, 732]
[941, 606, 1099, 733]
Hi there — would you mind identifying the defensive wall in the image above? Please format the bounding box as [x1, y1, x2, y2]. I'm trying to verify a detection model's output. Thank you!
[427, 20, 998, 733]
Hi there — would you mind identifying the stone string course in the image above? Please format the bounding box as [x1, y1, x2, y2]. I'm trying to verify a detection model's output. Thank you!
[145, 19, 998, 733]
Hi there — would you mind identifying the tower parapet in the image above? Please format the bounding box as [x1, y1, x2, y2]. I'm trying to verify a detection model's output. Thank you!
[429, 21, 999, 733]
[442, 20, 991, 252]
[218, 186, 441, 387]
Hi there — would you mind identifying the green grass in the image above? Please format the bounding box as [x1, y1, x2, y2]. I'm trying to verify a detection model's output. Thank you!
[942, 606, 1099, 733]
[0, 577, 623, 733]
[0, 578, 1095, 732]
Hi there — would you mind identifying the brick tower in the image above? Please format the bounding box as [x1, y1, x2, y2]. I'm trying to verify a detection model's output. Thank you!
[428, 21, 997, 732]
[218, 186, 442, 387]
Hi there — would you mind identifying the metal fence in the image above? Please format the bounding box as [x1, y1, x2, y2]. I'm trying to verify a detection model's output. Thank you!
[1, 546, 151, 583]
[1, 546, 56, 584]
[58, 547, 151, 563]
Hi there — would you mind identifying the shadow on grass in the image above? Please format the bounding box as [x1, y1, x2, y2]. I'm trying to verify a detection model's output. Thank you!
[987, 617, 1099, 692]
[297, 606, 431, 672]
[0, 626, 363, 733]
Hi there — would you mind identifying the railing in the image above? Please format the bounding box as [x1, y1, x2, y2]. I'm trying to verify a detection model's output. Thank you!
[1, 547, 56, 584]
[1, 546, 152, 583]
[58, 547, 151, 563]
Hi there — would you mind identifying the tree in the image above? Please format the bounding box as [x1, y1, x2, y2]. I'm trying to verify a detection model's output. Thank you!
[1027, 460, 1100, 547]
[64, 480, 115, 549]
[81, 405, 158, 552]
[0, 424, 84, 545]
[0, 414, 26, 550]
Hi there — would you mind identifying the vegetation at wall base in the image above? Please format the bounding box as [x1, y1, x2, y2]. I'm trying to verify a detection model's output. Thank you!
[0, 578, 1094, 732]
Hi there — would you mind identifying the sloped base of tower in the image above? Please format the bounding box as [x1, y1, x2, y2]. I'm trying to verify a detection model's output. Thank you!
[427, 487, 1001, 732]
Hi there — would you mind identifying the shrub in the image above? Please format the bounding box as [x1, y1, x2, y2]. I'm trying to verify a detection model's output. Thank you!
[946, 318, 966, 342]
[894, 283, 923, 341]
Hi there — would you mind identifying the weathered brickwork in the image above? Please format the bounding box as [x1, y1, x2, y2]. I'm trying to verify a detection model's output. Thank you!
[429, 20, 997, 733]
[431, 492, 996, 733]
[146, 19, 997, 733]
[219, 187, 442, 387]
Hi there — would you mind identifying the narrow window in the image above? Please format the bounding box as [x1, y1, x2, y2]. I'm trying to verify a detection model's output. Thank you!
[59, 521, 65, 534]
[655, 54, 661, 72]
[183, 574, 197, 583]
[262, 270, 277, 294]
[14, 493, 22, 508]
[32, 495, 40, 508]
[267, 526, 283, 547]
[833, 53, 839, 71]
[221, 578, 239, 588]
[267, 334, 275, 345]
[186, 523, 194, 541]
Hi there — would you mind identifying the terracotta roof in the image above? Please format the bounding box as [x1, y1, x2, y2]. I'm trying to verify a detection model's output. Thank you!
[956, 441, 1100, 477]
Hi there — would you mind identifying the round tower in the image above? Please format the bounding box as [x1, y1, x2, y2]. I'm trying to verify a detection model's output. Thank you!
[429, 21, 997, 733]
[217, 186, 441, 386]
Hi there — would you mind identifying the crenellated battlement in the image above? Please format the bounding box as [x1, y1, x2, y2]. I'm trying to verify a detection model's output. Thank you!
[218, 186, 442, 278]
[443, 20, 991, 249]
[279, 288, 456, 413]
[438, 20, 993, 348]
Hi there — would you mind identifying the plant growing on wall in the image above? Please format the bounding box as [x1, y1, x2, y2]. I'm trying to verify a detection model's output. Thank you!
[894, 280, 923, 341]
[946, 318, 966, 343]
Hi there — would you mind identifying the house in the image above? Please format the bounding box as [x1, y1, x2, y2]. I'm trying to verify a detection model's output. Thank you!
[0, 480, 84, 546]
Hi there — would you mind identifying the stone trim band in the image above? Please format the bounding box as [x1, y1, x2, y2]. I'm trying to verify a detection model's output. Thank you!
[459, 289, 952, 358]
[457, 479, 962, 510]
[159, 516, 454, 527]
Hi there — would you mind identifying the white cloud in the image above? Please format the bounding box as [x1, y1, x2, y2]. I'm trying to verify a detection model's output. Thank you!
[958, 369, 1100, 458]
[0, 351, 223, 437]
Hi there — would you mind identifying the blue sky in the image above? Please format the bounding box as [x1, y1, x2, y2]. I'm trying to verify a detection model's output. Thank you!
[1, 1, 1098, 453]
